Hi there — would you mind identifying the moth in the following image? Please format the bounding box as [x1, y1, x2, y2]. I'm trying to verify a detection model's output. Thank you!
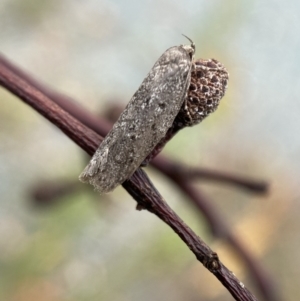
[79, 39, 195, 193]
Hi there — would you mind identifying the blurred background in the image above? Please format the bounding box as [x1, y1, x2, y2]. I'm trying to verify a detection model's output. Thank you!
[0, 0, 299, 300]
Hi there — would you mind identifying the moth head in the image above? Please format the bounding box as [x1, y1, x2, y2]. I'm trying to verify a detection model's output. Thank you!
[181, 34, 195, 59]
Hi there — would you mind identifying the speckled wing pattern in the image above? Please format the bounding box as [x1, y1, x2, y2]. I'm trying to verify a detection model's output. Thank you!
[79, 44, 194, 193]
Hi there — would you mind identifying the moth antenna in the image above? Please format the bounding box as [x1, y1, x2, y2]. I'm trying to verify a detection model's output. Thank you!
[182, 34, 195, 52]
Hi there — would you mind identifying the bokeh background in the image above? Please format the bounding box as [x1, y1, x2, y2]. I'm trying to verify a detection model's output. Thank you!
[0, 0, 299, 300]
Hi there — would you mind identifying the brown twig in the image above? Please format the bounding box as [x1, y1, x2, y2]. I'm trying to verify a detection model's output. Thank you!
[0, 54, 112, 137]
[0, 56, 259, 300]
[152, 156, 268, 193]
[160, 176, 278, 301]
[30, 180, 80, 206]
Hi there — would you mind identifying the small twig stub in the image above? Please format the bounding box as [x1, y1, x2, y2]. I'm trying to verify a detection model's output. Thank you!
[79, 41, 195, 193]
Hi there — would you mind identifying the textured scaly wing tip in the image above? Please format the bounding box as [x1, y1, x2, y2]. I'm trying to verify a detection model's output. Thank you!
[79, 159, 105, 194]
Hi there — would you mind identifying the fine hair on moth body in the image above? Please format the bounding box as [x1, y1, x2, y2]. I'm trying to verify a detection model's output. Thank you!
[79, 37, 196, 193]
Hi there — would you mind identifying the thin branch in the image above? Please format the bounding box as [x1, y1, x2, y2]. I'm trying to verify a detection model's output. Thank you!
[0, 54, 112, 137]
[173, 182, 279, 301]
[152, 157, 268, 193]
[0, 56, 259, 301]
[30, 180, 80, 206]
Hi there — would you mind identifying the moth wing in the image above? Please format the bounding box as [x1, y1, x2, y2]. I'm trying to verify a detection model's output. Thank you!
[80, 45, 192, 193]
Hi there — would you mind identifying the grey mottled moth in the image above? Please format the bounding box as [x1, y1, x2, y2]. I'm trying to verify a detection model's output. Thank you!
[80, 40, 195, 193]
